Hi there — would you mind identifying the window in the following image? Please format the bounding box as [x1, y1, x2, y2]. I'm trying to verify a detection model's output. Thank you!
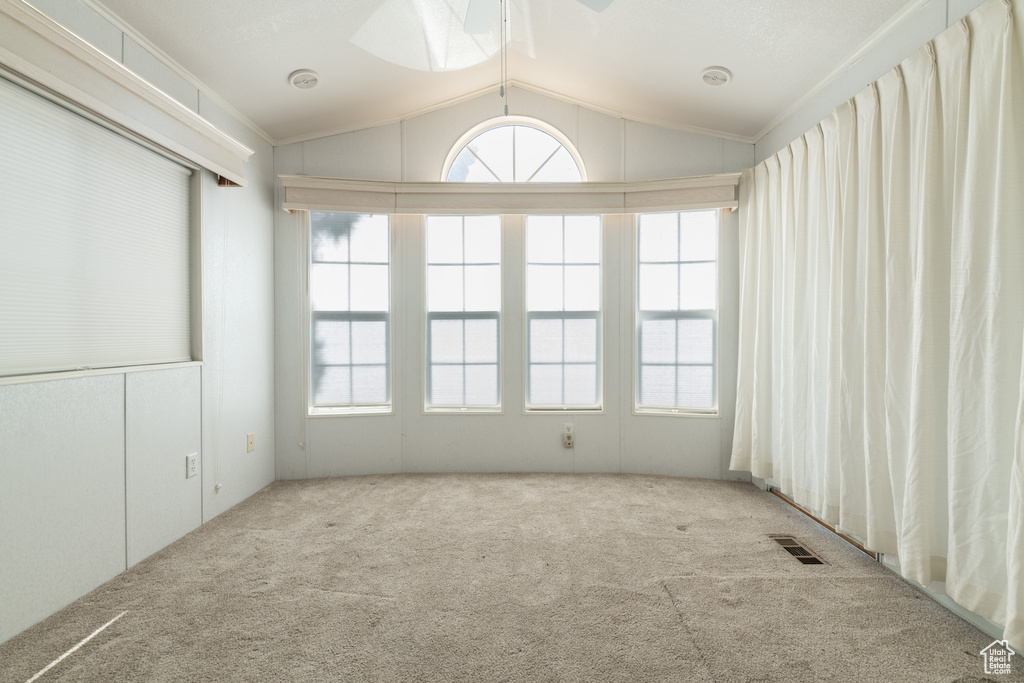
[425, 215, 501, 410]
[445, 120, 584, 182]
[636, 210, 718, 414]
[309, 212, 391, 413]
[526, 215, 602, 409]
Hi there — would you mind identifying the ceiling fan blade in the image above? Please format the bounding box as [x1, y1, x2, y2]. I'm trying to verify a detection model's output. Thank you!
[577, 0, 613, 11]
[465, 0, 500, 34]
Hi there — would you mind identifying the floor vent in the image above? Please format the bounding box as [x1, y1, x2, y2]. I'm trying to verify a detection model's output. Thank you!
[770, 535, 826, 565]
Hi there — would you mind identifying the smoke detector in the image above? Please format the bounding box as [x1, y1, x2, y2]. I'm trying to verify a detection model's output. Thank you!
[701, 66, 732, 86]
[289, 69, 319, 89]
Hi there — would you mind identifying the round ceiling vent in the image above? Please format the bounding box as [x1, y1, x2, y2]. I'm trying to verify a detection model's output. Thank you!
[289, 69, 319, 90]
[701, 66, 732, 86]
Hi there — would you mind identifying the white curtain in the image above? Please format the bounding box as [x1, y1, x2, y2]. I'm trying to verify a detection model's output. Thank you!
[731, 0, 1024, 648]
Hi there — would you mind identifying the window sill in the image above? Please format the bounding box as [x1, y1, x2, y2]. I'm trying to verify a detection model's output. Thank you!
[308, 405, 394, 418]
[0, 360, 202, 387]
[633, 407, 720, 418]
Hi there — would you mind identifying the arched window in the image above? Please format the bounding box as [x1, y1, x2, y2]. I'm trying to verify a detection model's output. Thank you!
[443, 117, 585, 182]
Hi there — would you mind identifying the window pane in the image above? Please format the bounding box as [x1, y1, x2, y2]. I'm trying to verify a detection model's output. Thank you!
[427, 216, 463, 263]
[464, 265, 500, 311]
[564, 265, 600, 311]
[677, 366, 713, 408]
[311, 213, 351, 262]
[529, 147, 581, 183]
[465, 364, 499, 406]
[678, 319, 713, 364]
[465, 319, 498, 363]
[640, 319, 675, 364]
[529, 365, 563, 405]
[530, 318, 563, 363]
[679, 263, 717, 310]
[527, 216, 563, 263]
[639, 213, 678, 262]
[514, 125, 559, 181]
[314, 320, 350, 365]
[564, 216, 600, 263]
[350, 265, 389, 311]
[315, 367, 352, 405]
[463, 216, 500, 263]
[310, 264, 348, 311]
[430, 319, 464, 363]
[638, 264, 678, 310]
[352, 366, 387, 403]
[351, 321, 386, 365]
[431, 365, 464, 405]
[564, 318, 597, 363]
[564, 364, 597, 406]
[468, 126, 513, 182]
[448, 147, 498, 182]
[640, 365, 675, 407]
[527, 265, 564, 311]
[349, 216, 389, 263]
[679, 211, 717, 261]
[427, 265, 464, 312]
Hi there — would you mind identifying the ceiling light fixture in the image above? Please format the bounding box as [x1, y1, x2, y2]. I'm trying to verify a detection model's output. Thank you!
[289, 69, 320, 90]
[701, 66, 732, 86]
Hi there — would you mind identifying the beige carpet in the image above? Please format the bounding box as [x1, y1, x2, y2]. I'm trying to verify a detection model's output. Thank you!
[0, 474, 1016, 682]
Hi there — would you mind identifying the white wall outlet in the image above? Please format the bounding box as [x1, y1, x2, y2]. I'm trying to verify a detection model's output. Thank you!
[563, 423, 574, 449]
[246, 432, 255, 453]
[185, 453, 198, 479]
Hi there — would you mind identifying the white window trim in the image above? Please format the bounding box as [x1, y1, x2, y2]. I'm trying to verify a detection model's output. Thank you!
[423, 215, 503, 414]
[631, 209, 724, 418]
[440, 116, 588, 183]
[304, 211, 395, 418]
[523, 216, 604, 413]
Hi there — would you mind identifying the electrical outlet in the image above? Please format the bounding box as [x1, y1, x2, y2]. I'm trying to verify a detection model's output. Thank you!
[185, 453, 198, 479]
[563, 423, 574, 449]
[246, 432, 255, 453]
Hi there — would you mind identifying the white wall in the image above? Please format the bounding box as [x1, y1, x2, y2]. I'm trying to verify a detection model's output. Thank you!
[0, 3, 277, 645]
[755, 0, 990, 163]
[274, 91, 749, 480]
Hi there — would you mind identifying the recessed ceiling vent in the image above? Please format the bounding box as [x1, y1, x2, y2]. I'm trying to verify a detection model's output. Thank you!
[702, 66, 732, 87]
[289, 69, 320, 90]
[770, 535, 826, 564]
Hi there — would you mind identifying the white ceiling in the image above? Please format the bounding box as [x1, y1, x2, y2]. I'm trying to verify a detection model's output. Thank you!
[90, 0, 915, 144]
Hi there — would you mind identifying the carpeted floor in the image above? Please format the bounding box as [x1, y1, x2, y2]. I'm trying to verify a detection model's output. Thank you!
[0, 474, 1017, 682]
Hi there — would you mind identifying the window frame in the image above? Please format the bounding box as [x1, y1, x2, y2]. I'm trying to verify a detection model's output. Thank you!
[423, 214, 503, 413]
[441, 116, 588, 183]
[306, 211, 394, 417]
[633, 209, 721, 417]
[524, 214, 604, 413]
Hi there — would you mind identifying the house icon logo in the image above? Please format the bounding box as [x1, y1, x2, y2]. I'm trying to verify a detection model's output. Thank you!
[980, 640, 1015, 675]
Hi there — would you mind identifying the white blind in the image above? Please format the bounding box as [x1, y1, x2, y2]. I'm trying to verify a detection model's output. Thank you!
[0, 76, 192, 377]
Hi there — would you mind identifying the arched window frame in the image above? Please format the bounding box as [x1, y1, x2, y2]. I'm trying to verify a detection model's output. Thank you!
[441, 116, 588, 183]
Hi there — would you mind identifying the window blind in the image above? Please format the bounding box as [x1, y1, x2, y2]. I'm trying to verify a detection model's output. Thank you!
[0, 76, 192, 377]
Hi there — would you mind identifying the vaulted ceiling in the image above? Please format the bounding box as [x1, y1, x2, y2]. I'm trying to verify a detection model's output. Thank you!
[91, 0, 915, 144]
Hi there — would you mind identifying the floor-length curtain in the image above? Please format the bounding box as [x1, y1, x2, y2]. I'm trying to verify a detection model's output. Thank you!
[731, 0, 1024, 648]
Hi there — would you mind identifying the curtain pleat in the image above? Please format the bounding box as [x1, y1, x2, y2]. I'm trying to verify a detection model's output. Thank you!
[731, 0, 1024, 648]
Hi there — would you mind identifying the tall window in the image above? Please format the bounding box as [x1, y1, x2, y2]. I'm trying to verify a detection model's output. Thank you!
[425, 215, 501, 409]
[526, 215, 602, 409]
[445, 122, 583, 182]
[636, 210, 718, 413]
[309, 212, 391, 413]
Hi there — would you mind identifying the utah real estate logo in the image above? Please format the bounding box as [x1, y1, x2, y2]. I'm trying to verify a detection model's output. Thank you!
[980, 639, 1015, 675]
